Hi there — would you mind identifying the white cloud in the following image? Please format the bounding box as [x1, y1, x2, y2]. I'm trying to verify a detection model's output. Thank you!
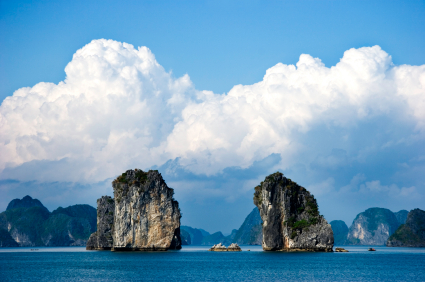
[164, 46, 425, 174]
[1, 40, 424, 183]
[0, 39, 195, 181]
[307, 177, 335, 196]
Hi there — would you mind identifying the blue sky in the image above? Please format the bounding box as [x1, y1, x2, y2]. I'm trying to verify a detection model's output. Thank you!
[1, 0, 425, 233]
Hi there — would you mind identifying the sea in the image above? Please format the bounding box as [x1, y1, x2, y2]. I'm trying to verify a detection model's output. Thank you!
[1, 245, 424, 281]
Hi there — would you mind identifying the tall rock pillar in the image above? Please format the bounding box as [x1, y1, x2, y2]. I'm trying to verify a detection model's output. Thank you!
[86, 196, 114, 250]
[254, 172, 333, 251]
[112, 169, 181, 251]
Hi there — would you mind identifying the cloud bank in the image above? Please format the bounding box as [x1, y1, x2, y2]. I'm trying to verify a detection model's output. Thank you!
[1, 39, 424, 228]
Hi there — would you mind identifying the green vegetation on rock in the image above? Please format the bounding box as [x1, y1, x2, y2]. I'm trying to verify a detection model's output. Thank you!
[330, 220, 349, 245]
[0, 228, 19, 247]
[387, 209, 425, 247]
[0, 196, 96, 247]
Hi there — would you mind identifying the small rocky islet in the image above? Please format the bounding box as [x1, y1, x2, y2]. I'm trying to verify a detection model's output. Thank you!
[209, 243, 242, 251]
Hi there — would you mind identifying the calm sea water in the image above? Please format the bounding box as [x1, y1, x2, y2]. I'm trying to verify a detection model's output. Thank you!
[1, 245, 424, 281]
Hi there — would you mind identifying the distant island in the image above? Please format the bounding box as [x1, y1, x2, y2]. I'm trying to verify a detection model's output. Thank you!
[387, 209, 425, 247]
[331, 208, 408, 245]
[0, 195, 96, 247]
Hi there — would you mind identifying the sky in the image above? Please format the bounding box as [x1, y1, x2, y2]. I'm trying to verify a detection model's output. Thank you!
[1, 0, 425, 234]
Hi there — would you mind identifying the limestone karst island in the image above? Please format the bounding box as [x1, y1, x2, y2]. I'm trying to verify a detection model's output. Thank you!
[87, 169, 182, 251]
[1, 170, 424, 252]
[88, 169, 334, 252]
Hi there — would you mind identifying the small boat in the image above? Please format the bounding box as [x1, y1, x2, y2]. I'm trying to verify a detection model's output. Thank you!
[368, 248, 376, 251]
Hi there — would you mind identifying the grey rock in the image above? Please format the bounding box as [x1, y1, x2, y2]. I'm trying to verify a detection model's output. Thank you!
[346, 208, 399, 245]
[86, 196, 115, 250]
[227, 243, 242, 251]
[208, 242, 227, 251]
[387, 208, 425, 247]
[254, 172, 333, 252]
[112, 169, 181, 251]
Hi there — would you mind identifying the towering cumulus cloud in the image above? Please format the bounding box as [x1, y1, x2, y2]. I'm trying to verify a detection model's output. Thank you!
[0, 40, 196, 182]
[165, 47, 425, 174]
[0, 39, 424, 193]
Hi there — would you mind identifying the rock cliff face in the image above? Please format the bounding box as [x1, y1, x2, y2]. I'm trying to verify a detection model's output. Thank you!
[253, 172, 333, 251]
[346, 208, 399, 245]
[387, 209, 425, 247]
[112, 169, 181, 251]
[86, 196, 115, 250]
[330, 220, 349, 245]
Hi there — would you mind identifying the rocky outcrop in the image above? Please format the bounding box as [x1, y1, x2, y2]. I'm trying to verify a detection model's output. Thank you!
[387, 209, 425, 247]
[253, 172, 333, 252]
[208, 243, 242, 251]
[112, 169, 181, 251]
[346, 208, 399, 245]
[86, 196, 114, 250]
[209, 242, 227, 251]
[335, 247, 348, 252]
[227, 243, 242, 251]
[233, 208, 263, 245]
[330, 220, 349, 245]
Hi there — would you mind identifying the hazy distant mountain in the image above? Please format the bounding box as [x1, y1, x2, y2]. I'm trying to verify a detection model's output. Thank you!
[394, 210, 409, 225]
[181, 226, 209, 245]
[0, 196, 96, 247]
[233, 208, 262, 245]
[42, 205, 97, 246]
[182, 208, 263, 246]
[387, 208, 425, 247]
[6, 195, 47, 211]
[346, 208, 400, 245]
[330, 220, 348, 245]
[180, 229, 191, 245]
[201, 232, 232, 246]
